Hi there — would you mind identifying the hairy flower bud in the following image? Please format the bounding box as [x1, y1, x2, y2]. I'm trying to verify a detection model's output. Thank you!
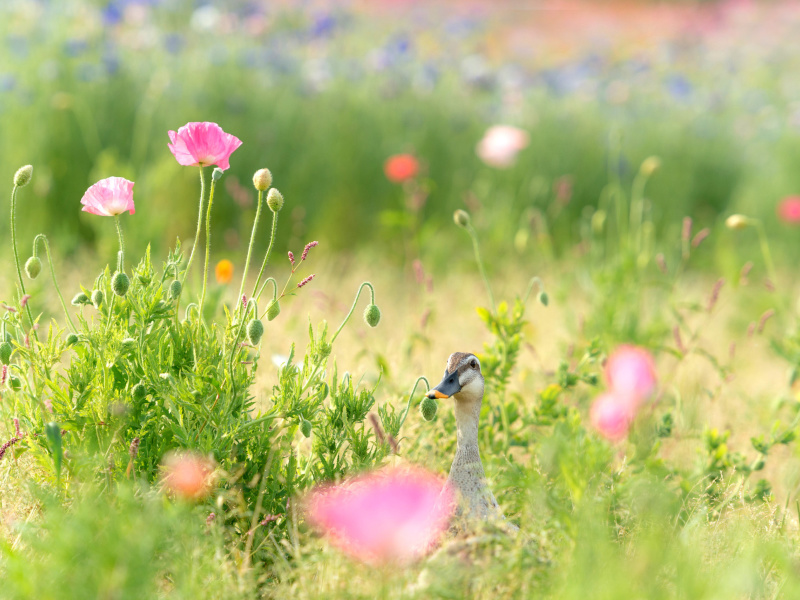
[253, 168, 273, 191]
[639, 156, 661, 177]
[168, 279, 182, 300]
[111, 272, 130, 296]
[131, 382, 147, 402]
[65, 332, 79, 347]
[212, 167, 223, 182]
[266, 299, 281, 321]
[25, 256, 42, 279]
[364, 304, 381, 327]
[420, 396, 438, 421]
[726, 214, 750, 230]
[121, 337, 137, 352]
[0, 342, 12, 365]
[266, 188, 284, 212]
[91, 289, 105, 308]
[71, 292, 90, 306]
[14, 165, 33, 187]
[538, 291, 549, 307]
[453, 209, 470, 228]
[300, 419, 312, 438]
[247, 319, 264, 345]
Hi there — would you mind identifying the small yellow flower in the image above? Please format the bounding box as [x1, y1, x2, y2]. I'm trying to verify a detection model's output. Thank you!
[215, 259, 234, 284]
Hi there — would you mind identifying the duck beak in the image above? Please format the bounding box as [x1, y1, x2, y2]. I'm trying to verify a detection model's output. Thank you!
[427, 371, 461, 399]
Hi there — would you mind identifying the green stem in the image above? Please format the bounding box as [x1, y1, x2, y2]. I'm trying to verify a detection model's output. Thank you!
[330, 282, 375, 344]
[114, 215, 125, 272]
[239, 190, 264, 305]
[256, 278, 278, 318]
[183, 165, 207, 285]
[523, 276, 545, 305]
[464, 224, 496, 314]
[755, 221, 778, 287]
[252, 210, 279, 302]
[33, 235, 76, 332]
[10, 184, 35, 332]
[199, 178, 218, 317]
[398, 376, 431, 431]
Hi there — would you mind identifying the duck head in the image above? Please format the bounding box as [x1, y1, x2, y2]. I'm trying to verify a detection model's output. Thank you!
[427, 352, 484, 404]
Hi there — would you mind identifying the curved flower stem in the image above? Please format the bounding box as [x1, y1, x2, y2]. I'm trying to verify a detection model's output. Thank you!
[199, 177, 218, 317]
[330, 282, 375, 345]
[9, 183, 35, 333]
[523, 276, 545, 305]
[239, 189, 264, 307]
[256, 278, 278, 319]
[464, 223, 496, 314]
[33, 235, 76, 332]
[398, 376, 431, 431]
[252, 210, 279, 302]
[114, 215, 125, 272]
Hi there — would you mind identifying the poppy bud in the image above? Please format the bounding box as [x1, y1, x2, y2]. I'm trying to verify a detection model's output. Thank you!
[71, 292, 90, 306]
[364, 304, 381, 327]
[25, 257, 42, 279]
[247, 319, 264, 345]
[253, 168, 273, 191]
[266, 299, 281, 321]
[91, 290, 104, 308]
[14, 165, 32, 187]
[453, 209, 470, 228]
[112, 272, 130, 296]
[132, 382, 147, 402]
[420, 396, 438, 421]
[212, 167, 223, 182]
[300, 419, 312, 438]
[121, 337, 136, 352]
[65, 333, 79, 347]
[266, 188, 284, 212]
[168, 280, 182, 300]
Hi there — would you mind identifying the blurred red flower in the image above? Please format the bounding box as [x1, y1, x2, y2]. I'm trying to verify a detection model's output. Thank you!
[384, 154, 419, 183]
[777, 196, 800, 224]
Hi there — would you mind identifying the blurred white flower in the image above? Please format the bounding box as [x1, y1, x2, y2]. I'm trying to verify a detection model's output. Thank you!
[475, 125, 529, 168]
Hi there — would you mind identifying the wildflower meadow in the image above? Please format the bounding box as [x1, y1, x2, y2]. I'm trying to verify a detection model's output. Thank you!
[3, 1, 800, 599]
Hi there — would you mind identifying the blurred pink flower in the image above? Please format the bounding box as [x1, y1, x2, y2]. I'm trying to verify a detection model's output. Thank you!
[384, 154, 419, 183]
[476, 125, 529, 168]
[80, 177, 135, 216]
[605, 345, 657, 405]
[167, 122, 242, 171]
[307, 466, 453, 565]
[777, 196, 800, 224]
[162, 452, 216, 501]
[590, 392, 635, 441]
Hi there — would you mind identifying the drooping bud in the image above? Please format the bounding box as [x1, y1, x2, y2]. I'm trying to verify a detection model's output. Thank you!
[364, 304, 381, 327]
[266, 188, 284, 212]
[726, 214, 750, 230]
[132, 382, 147, 402]
[420, 396, 438, 421]
[13, 165, 33, 187]
[0, 342, 12, 365]
[253, 168, 273, 191]
[247, 319, 264, 345]
[25, 257, 42, 279]
[300, 419, 312, 438]
[453, 209, 471, 228]
[65, 332, 79, 347]
[266, 299, 281, 321]
[71, 292, 90, 306]
[538, 291, 549, 307]
[111, 272, 130, 296]
[91, 289, 105, 308]
[639, 156, 661, 177]
[212, 167, 223, 182]
[168, 280, 183, 300]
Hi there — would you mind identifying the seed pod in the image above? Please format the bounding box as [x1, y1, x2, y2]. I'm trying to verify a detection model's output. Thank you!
[111, 272, 130, 296]
[71, 292, 90, 306]
[420, 396, 438, 421]
[91, 290, 104, 308]
[363, 304, 381, 327]
[300, 419, 312, 438]
[168, 279, 182, 300]
[266, 299, 281, 321]
[131, 382, 147, 402]
[247, 319, 264, 345]
[25, 256, 42, 279]
[65, 333, 79, 347]
[266, 188, 284, 212]
[0, 342, 12, 365]
[253, 168, 273, 191]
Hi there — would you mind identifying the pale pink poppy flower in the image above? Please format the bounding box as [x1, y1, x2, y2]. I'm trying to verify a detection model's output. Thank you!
[80, 177, 135, 216]
[167, 122, 242, 171]
[476, 125, 530, 168]
[605, 345, 657, 406]
[590, 392, 635, 441]
[161, 452, 216, 501]
[777, 196, 800, 225]
[307, 466, 453, 565]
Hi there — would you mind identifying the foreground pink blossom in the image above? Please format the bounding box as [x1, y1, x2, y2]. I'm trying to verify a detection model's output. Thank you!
[604, 345, 657, 406]
[167, 122, 242, 171]
[80, 177, 135, 216]
[161, 452, 215, 501]
[475, 125, 530, 168]
[590, 392, 635, 441]
[777, 196, 800, 225]
[307, 466, 453, 565]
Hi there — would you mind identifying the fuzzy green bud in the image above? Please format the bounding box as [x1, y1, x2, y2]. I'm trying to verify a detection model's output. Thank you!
[111, 272, 130, 297]
[120, 337, 137, 352]
[131, 382, 147, 402]
[168, 279, 182, 300]
[453, 209, 471, 228]
[71, 292, 90, 306]
[420, 396, 438, 421]
[300, 419, 312, 438]
[364, 304, 381, 327]
[65, 333, 79, 347]
[266, 188, 284, 212]
[0, 342, 12, 365]
[8, 375, 22, 391]
[14, 165, 33, 187]
[25, 256, 42, 279]
[538, 291, 549, 307]
[253, 168, 273, 192]
[91, 289, 104, 308]
[212, 167, 223, 182]
[266, 299, 281, 321]
[247, 319, 264, 345]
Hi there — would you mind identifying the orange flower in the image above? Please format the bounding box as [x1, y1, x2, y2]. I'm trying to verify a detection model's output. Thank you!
[215, 259, 234, 284]
[383, 154, 419, 183]
[162, 452, 215, 501]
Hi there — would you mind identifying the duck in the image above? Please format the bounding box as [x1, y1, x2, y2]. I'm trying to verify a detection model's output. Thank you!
[427, 352, 505, 524]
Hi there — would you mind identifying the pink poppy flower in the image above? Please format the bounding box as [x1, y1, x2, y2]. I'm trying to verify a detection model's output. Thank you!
[167, 122, 242, 171]
[777, 196, 800, 225]
[161, 452, 216, 501]
[605, 345, 657, 406]
[307, 466, 453, 565]
[384, 154, 419, 183]
[80, 177, 135, 216]
[590, 392, 635, 441]
[476, 125, 530, 169]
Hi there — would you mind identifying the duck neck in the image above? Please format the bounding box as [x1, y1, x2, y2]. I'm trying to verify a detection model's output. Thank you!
[450, 395, 483, 472]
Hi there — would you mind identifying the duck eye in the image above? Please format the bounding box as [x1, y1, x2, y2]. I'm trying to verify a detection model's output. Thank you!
[471, 360, 478, 369]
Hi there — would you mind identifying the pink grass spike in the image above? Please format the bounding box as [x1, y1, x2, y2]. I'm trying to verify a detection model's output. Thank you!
[301, 241, 319, 261]
[604, 345, 657, 407]
[288, 251, 295, 266]
[80, 177, 135, 217]
[307, 466, 453, 565]
[167, 122, 242, 171]
[590, 392, 635, 441]
[297, 274, 315, 288]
